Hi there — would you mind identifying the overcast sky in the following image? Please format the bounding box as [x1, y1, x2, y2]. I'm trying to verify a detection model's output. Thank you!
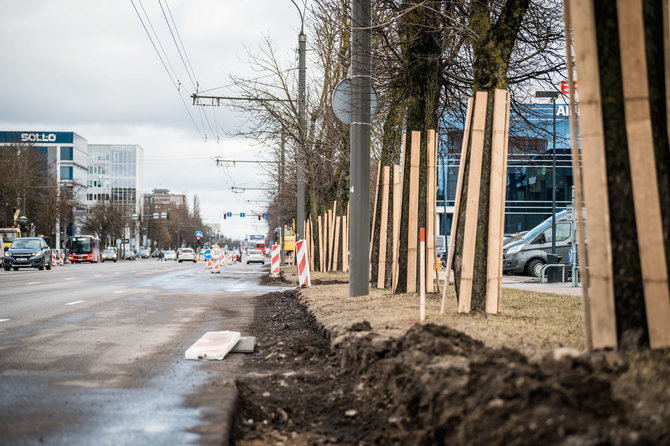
[0, 0, 307, 240]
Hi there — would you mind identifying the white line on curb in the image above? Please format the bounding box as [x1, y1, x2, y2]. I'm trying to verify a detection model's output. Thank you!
[26, 282, 40, 285]
[0, 319, 9, 323]
[66, 301, 85, 306]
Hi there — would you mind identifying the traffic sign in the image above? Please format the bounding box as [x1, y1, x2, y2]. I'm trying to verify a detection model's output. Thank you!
[227, 212, 232, 217]
[211, 247, 222, 259]
[195, 230, 203, 238]
[240, 212, 245, 218]
[204, 249, 212, 259]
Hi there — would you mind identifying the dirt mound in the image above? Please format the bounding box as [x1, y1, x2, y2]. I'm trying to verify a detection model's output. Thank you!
[259, 271, 294, 286]
[311, 279, 349, 285]
[232, 290, 666, 445]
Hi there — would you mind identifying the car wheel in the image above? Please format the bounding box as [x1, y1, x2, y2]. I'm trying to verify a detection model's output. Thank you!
[246, 261, 249, 264]
[46, 262, 51, 270]
[527, 259, 546, 278]
[4, 266, 10, 271]
[114, 260, 117, 262]
[193, 260, 196, 263]
[13, 267, 18, 271]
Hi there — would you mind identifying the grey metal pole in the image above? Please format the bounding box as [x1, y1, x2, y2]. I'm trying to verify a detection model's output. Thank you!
[280, 130, 285, 265]
[551, 98, 557, 256]
[349, 0, 371, 297]
[296, 31, 306, 241]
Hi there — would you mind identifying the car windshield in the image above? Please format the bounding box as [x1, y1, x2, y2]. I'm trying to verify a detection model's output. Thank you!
[249, 250, 262, 255]
[165, 250, 175, 255]
[12, 239, 42, 249]
[103, 249, 115, 254]
[180, 249, 193, 253]
[519, 210, 568, 242]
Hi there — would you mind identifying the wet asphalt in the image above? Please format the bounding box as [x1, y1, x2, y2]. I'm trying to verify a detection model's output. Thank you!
[0, 257, 292, 445]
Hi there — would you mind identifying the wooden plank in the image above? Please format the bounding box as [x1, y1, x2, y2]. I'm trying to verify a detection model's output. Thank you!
[569, 0, 617, 349]
[393, 135, 406, 294]
[342, 215, 348, 272]
[407, 131, 421, 293]
[459, 91, 488, 313]
[333, 216, 341, 271]
[486, 89, 509, 314]
[441, 98, 474, 313]
[378, 166, 390, 288]
[329, 202, 337, 270]
[563, 0, 591, 346]
[391, 164, 402, 293]
[433, 138, 441, 295]
[426, 130, 436, 293]
[370, 160, 382, 263]
[310, 219, 315, 270]
[498, 91, 511, 313]
[326, 209, 332, 271]
[618, 0, 670, 349]
[318, 214, 324, 273]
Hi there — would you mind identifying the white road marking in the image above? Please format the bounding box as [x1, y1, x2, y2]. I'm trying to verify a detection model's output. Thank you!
[0, 319, 10, 323]
[65, 277, 76, 281]
[26, 282, 40, 285]
[114, 272, 120, 275]
[130, 270, 136, 273]
[94, 274, 102, 278]
[113, 290, 126, 294]
[66, 300, 85, 306]
[144, 284, 152, 287]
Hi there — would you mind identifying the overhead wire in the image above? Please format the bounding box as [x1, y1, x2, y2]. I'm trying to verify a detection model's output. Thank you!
[129, 0, 205, 141]
[158, 0, 197, 91]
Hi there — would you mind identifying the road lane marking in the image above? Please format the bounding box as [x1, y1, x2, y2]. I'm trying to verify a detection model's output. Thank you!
[131, 270, 136, 273]
[0, 319, 9, 323]
[26, 282, 40, 285]
[65, 277, 76, 281]
[94, 274, 102, 278]
[144, 284, 152, 287]
[113, 290, 126, 294]
[66, 301, 85, 306]
[114, 272, 120, 275]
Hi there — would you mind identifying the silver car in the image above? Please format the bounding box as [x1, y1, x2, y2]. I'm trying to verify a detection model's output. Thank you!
[177, 248, 196, 263]
[101, 248, 118, 262]
[246, 249, 265, 264]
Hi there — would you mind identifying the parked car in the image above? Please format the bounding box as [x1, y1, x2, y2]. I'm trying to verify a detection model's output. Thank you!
[177, 247, 196, 263]
[3, 237, 52, 271]
[137, 248, 150, 259]
[246, 249, 265, 264]
[164, 250, 177, 261]
[101, 248, 118, 262]
[123, 250, 136, 260]
[503, 210, 572, 277]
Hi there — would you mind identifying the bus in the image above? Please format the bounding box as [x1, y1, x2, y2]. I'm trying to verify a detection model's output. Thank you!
[66, 235, 101, 263]
[0, 228, 21, 250]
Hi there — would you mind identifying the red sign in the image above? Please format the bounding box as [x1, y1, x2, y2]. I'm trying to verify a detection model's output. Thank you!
[560, 80, 577, 94]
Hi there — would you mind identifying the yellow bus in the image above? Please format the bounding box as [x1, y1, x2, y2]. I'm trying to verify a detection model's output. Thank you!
[0, 228, 21, 250]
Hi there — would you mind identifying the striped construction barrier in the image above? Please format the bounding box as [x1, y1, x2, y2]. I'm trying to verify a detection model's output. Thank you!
[271, 244, 280, 276]
[59, 250, 64, 265]
[227, 251, 233, 265]
[51, 251, 58, 267]
[206, 258, 212, 269]
[210, 247, 222, 274]
[296, 239, 311, 287]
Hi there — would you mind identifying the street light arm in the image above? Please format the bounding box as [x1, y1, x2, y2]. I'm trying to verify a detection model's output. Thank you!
[288, 0, 305, 33]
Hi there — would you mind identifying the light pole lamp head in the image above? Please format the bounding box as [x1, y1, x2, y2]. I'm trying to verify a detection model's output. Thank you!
[535, 90, 560, 100]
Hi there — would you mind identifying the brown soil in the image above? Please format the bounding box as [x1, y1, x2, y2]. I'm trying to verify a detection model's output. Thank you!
[231, 289, 670, 445]
[259, 271, 293, 286]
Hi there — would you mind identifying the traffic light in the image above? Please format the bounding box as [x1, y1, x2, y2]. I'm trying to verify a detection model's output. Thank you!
[257, 213, 261, 220]
[223, 211, 226, 219]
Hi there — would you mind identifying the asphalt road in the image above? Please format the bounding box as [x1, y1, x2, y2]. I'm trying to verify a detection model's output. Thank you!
[0, 256, 286, 445]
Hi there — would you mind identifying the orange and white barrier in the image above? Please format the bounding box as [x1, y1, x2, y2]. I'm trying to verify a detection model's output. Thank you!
[211, 247, 222, 274]
[206, 258, 212, 269]
[51, 251, 58, 267]
[296, 239, 311, 287]
[227, 251, 233, 265]
[59, 250, 64, 265]
[271, 244, 280, 276]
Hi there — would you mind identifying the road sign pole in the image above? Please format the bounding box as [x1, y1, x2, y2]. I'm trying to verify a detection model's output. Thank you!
[349, 0, 371, 297]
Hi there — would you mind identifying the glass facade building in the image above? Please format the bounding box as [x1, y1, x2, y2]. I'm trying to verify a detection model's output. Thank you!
[0, 131, 89, 238]
[437, 101, 573, 237]
[87, 144, 144, 219]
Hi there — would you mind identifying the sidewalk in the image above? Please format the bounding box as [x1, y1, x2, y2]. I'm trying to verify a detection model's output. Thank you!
[437, 269, 583, 297]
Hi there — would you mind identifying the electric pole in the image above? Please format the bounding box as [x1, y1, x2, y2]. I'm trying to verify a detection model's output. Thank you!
[350, 0, 371, 297]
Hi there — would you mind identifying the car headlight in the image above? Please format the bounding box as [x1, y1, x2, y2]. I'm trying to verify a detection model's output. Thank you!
[506, 244, 523, 255]
[31, 251, 42, 258]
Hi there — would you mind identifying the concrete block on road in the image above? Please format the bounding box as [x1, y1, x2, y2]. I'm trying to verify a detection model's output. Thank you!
[231, 336, 256, 353]
[185, 330, 241, 360]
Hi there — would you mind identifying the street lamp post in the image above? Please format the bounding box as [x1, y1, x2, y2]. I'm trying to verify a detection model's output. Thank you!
[535, 90, 560, 281]
[289, 0, 306, 241]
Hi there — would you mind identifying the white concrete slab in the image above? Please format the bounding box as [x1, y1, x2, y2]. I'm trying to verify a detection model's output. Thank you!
[185, 331, 241, 361]
[231, 336, 255, 353]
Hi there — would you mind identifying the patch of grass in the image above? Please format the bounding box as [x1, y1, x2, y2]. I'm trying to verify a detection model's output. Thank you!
[297, 270, 585, 361]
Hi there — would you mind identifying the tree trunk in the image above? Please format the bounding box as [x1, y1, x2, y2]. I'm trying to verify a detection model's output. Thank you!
[395, 0, 444, 293]
[453, 0, 529, 311]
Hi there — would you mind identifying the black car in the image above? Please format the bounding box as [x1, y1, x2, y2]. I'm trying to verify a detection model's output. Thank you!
[3, 237, 52, 271]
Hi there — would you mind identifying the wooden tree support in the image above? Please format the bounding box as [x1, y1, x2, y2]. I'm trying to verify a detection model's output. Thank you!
[406, 131, 421, 294]
[392, 164, 402, 293]
[377, 166, 390, 288]
[441, 98, 474, 313]
[426, 130, 436, 293]
[485, 89, 511, 314]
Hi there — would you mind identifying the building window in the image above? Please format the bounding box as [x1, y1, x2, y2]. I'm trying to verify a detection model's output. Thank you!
[60, 146, 73, 161]
[60, 166, 73, 180]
